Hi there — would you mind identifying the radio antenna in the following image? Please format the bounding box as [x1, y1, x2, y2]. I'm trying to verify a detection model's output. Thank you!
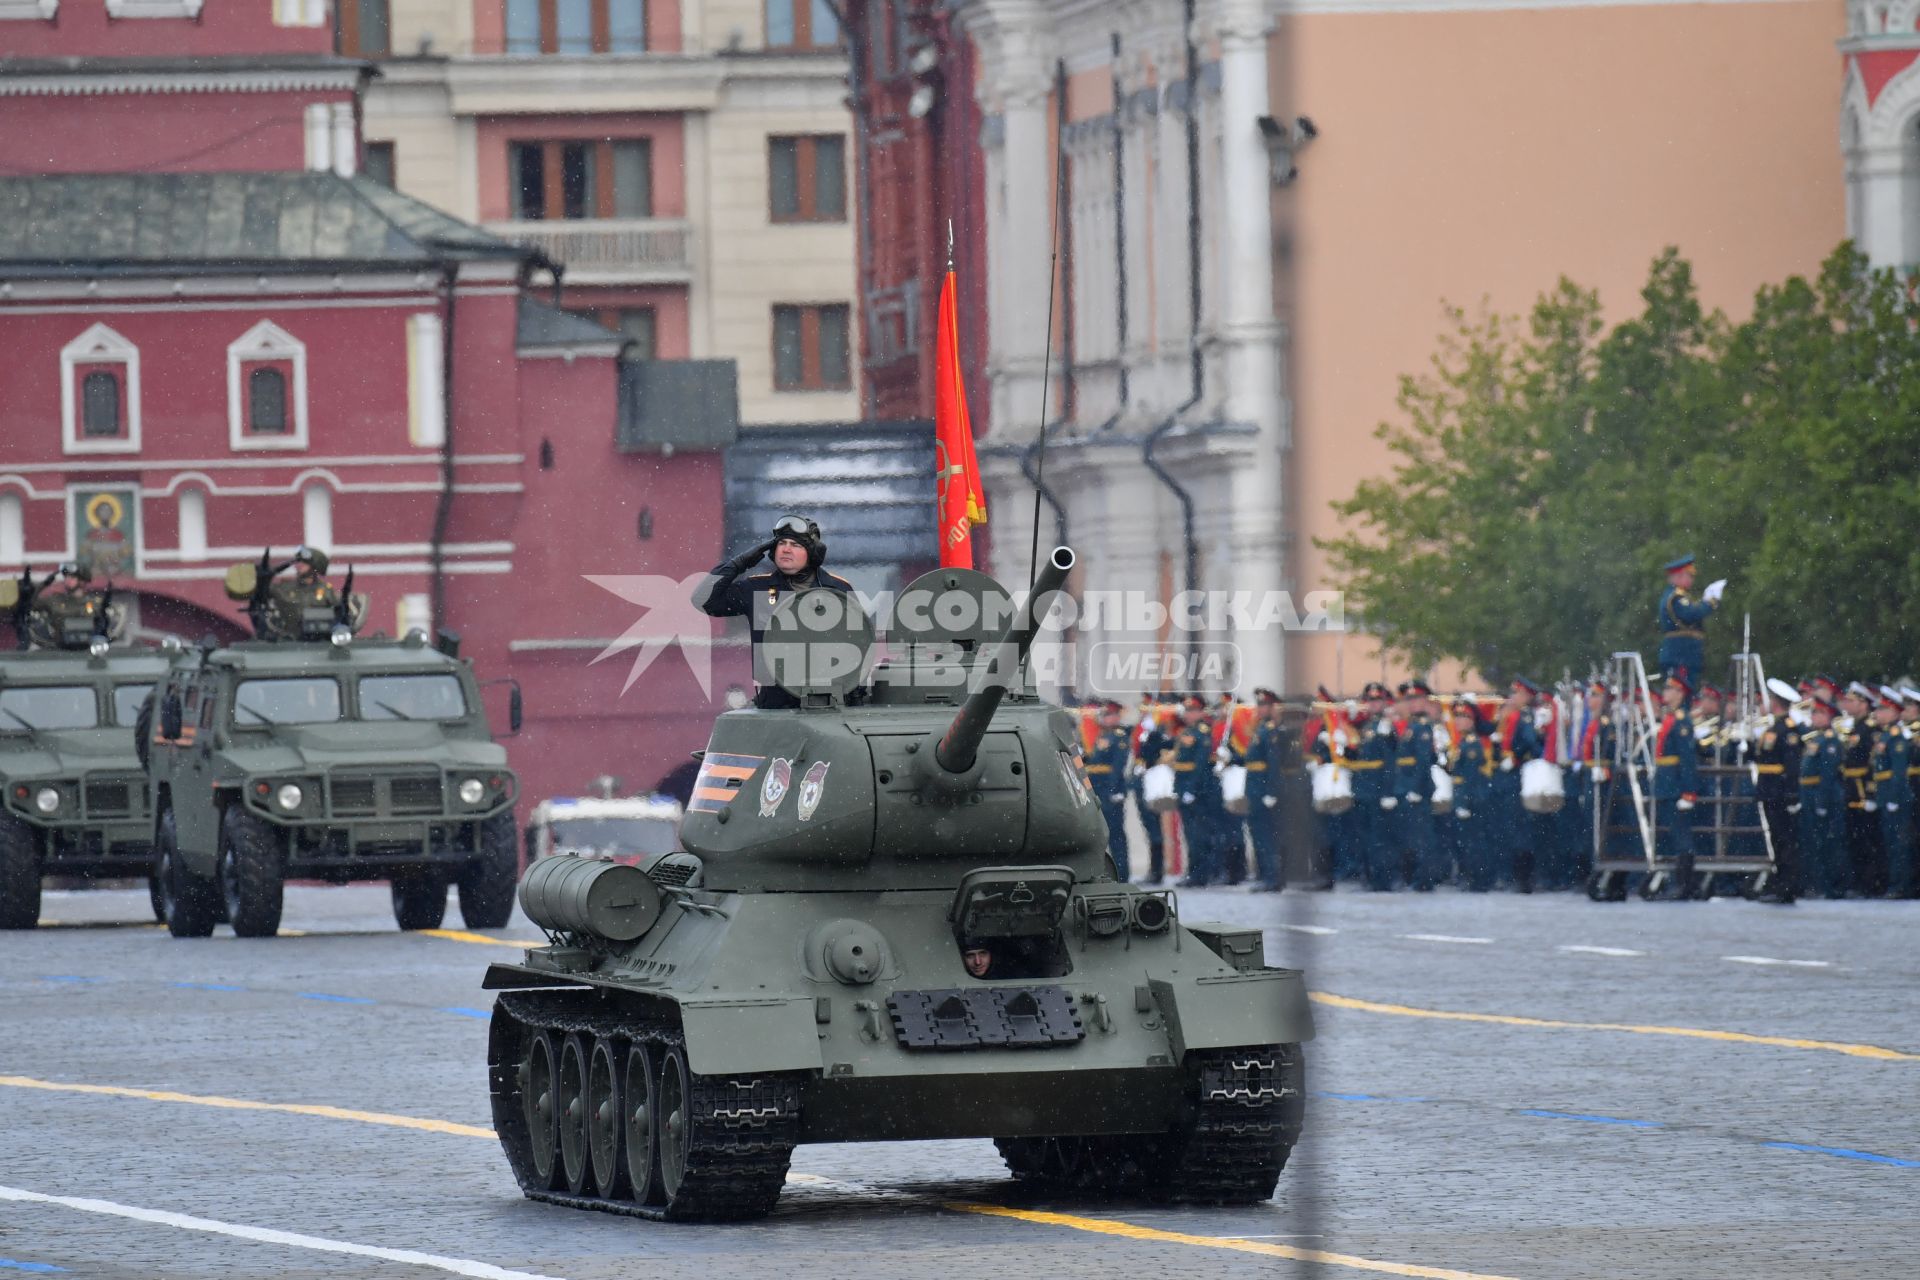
[1027, 64, 1069, 590]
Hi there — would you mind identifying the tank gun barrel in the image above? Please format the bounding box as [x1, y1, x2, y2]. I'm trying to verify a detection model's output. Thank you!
[935, 546, 1075, 774]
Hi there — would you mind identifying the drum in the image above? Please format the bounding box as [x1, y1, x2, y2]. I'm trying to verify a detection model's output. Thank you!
[1311, 762, 1353, 815]
[1221, 764, 1249, 815]
[1429, 764, 1454, 814]
[1520, 758, 1566, 814]
[1143, 762, 1178, 813]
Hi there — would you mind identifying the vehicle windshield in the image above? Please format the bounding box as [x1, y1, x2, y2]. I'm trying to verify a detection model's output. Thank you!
[112, 684, 153, 726]
[0, 685, 97, 731]
[358, 673, 468, 721]
[234, 678, 342, 726]
[549, 817, 680, 857]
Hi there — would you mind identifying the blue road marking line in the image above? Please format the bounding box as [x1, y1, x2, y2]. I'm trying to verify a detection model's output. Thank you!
[171, 982, 245, 992]
[0, 1258, 67, 1273]
[296, 993, 377, 1005]
[1520, 1109, 1664, 1128]
[1764, 1142, 1920, 1168]
[440, 1007, 492, 1020]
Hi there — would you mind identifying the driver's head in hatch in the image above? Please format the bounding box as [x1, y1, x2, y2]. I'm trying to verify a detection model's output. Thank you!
[963, 947, 992, 978]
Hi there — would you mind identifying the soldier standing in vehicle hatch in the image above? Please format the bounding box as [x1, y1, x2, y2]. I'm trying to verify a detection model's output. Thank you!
[692, 514, 854, 710]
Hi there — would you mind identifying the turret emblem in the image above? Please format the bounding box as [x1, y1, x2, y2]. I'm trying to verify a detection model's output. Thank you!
[760, 757, 793, 816]
[797, 760, 831, 821]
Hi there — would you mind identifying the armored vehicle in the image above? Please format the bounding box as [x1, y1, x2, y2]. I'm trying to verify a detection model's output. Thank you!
[482, 548, 1311, 1222]
[0, 645, 170, 928]
[144, 629, 522, 938]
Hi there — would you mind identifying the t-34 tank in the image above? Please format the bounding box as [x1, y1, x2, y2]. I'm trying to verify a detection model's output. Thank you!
[482, 547, 1312, 1221]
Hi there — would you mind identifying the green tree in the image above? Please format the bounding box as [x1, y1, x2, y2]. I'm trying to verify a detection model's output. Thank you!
[1322, 244, 1920, 684]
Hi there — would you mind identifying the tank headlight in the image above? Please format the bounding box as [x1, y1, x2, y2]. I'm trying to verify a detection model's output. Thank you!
[275, 783, 304, 811]
[88, 636, 110, 658]
[329, 625, 352, 647]
[1131, 894, 1172, 935]
[458, 778, 486, 806]
[34, 787, 60, 814]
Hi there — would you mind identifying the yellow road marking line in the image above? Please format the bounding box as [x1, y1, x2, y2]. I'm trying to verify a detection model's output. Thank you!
[0, 1074, 495, 1139]
[949, 1203, 1520, 1280]
[1312, 992, 1920, 1063]
[422, 928, 543, 949]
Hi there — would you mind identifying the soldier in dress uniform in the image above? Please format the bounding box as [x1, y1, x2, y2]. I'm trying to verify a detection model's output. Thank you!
[1396, 680, 1442, 890]
[1084, 700, 1133, 880]
[1306, 687, 1355, 886]
[1573, 682, 1624, 880]
[1213, 694, 1250, 885]
[1347, 681, 1399, 891]
[1798, 694, 1848, 899]
[1752, 679, 1804, 905]
[1651, 673, 1702, 900]
[1871, 686, 1913, 898]
[1838, 682, 1882, 896]
[1656, 554, 1725, 698]
[1489, 679, 1544, 892]
[1237, 688, 1287, 892]
[1172, 695, 1224, 887]
[1447, 698, 1493, 890]
[1130, 696, 1172, 883]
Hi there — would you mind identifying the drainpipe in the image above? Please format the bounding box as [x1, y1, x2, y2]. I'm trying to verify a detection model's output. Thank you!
[428, 259, 458, 636]
[1140, 0, 1206, 672]
[1054, 58, 1076, 422]
[1110, 31, 1129, 410]
[848, 1, 876, 418]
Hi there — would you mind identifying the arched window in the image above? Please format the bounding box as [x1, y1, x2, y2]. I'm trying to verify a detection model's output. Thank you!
[82, 371, 121, 437]
[249, 367, 288, 433]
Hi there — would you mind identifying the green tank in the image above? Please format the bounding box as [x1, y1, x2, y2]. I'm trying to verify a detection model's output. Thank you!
[0, 645, 172, 928]
[482, 547, 1312, 1222]
[142, 628, 522, 938]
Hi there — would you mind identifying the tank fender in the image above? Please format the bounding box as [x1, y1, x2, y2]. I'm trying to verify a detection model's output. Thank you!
[680, 997, 824, 1075]
[1149, 969, 1315, 1060]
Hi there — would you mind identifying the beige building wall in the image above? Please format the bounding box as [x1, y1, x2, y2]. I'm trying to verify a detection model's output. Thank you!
[1276, 0, 1848, 694]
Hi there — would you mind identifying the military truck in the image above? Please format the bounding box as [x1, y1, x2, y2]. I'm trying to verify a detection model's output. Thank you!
[481, 548, 1311, 1222]
[144, 629, 523, 938]
[0, 645, 170, 929]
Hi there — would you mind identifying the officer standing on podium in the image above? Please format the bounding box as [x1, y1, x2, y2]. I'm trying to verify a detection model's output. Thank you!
[1656, 554, 1726, 697]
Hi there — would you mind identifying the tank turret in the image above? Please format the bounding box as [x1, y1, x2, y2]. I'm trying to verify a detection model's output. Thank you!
[481, 544, 1312, 1224]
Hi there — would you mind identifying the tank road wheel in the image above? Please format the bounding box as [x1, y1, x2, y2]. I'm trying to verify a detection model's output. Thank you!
[520, 1029, 561, 1190]
[156, 810, 218, 939]
[558, 1034, 592, 1194]
[218, 806, 284, 938]
[1143, 1044, 1306, 1205]
[586, 1036, 627, 1199]
[390, 876, 448, 931]
[622, 1041, 662, 1206]
[458, 811, 519, 930]
[654, 1040, 800, 1222]
[0, 812, 42, 931]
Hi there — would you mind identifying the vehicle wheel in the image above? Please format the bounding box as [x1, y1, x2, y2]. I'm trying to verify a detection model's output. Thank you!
[657, 1045, 694, 1204]
[218, 806, 284, 938]
[458, 810, 519, 930]
[558, 1033, 591, 1195]
[587, 1036, 626, 1199]
[622, 1041, 661, 1206]
[521, 1029, 561, 1190]
[0, 812, 42, 930]
[157, 810, 218, 939]
[132, 690, 153, 772]
[390, 876, 448, 931]
[147, 872, 166, 923]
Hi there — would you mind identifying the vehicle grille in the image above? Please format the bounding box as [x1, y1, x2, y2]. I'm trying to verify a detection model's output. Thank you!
[329, 777, 378, 816]
[84, 779, 136, 817]
[388, 776, 444, 815]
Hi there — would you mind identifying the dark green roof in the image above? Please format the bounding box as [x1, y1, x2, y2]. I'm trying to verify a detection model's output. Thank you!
[0, 172, 520, 274]
[516, 297, 624, 350]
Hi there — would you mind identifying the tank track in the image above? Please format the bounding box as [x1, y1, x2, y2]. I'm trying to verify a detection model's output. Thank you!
[995, 1043, 1304, 1204]
[490, 990, 801, 1222]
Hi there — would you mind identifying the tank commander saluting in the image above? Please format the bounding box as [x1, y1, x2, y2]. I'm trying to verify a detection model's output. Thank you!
[693, 514, 854, 709]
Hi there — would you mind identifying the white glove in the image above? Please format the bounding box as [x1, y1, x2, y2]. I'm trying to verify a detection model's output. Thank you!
[1500, 757, 1515, 773]
[1703, 578, 1727, 604]
[1676, 798, 1694, 812]
[1864, 800, 1878, 812]
[1888, 803, 1901, 813]
[1405, 792, 1421, 804]
[1455, 807, 1471, 819]
[1595, 766, 1610, 783]
[1375, 720, 1393, 737]
[1379, 796, 1399, 810]
[1262, 795, 1277, 809]
[1181, 792, 1195, 805]
[1787, 803, 1801, 815]
[1816, 807, 1828, 818]
[1105, 794, 1123, 805]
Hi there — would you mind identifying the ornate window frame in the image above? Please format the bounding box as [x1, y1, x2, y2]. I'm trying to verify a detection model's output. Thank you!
[61, 323, 141, 455]
[227, 320, 309, 451]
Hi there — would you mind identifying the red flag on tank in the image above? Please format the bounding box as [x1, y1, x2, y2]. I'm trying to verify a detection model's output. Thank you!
[935, 268, 987, 568]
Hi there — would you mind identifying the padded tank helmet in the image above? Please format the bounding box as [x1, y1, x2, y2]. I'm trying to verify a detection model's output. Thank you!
[292, 545, 331, 575]
[769, 513, 826, 570]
